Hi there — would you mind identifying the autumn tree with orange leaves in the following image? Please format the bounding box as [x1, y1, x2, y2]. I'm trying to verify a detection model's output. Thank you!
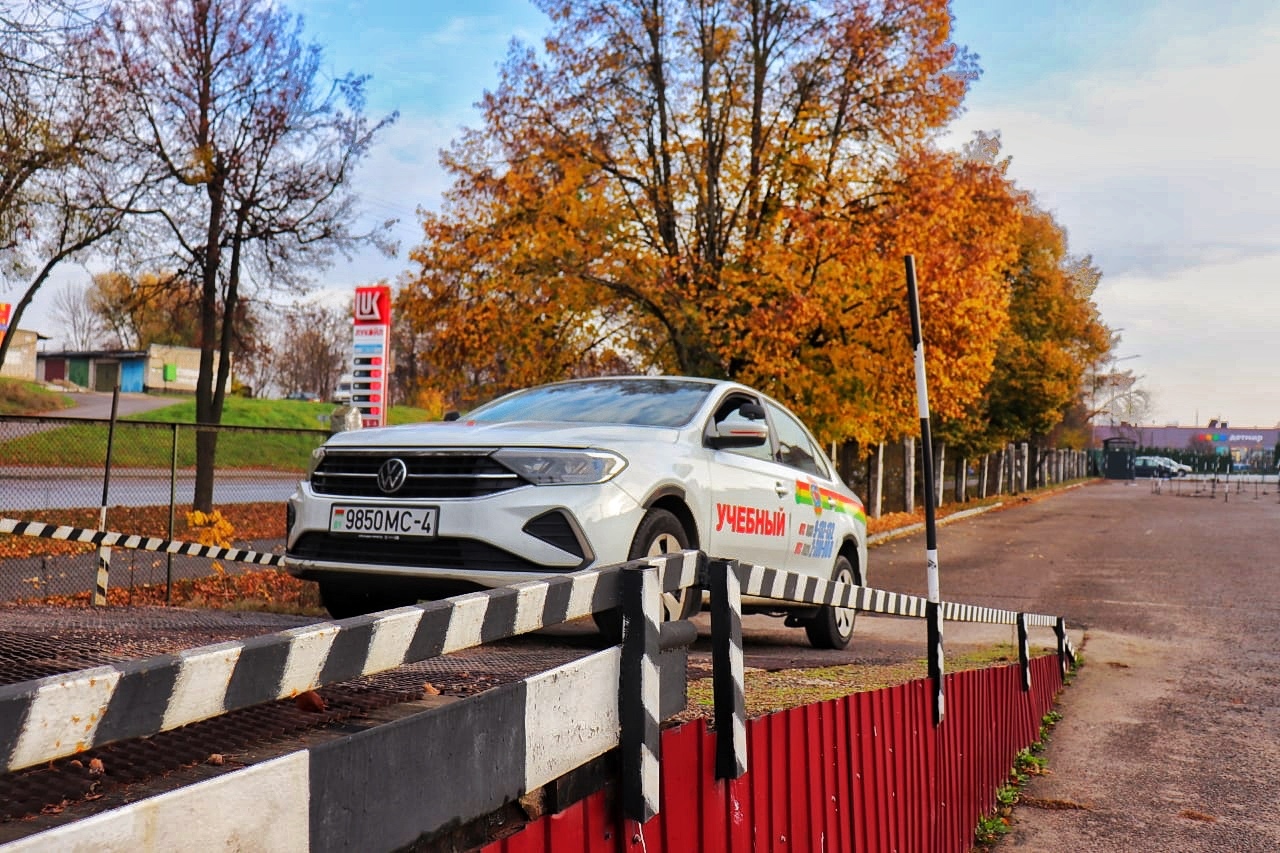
[400, 0, 1086, 447]
[978, 203, 1111, 449]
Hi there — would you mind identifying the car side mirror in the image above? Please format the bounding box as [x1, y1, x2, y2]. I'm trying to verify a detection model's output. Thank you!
[443, 410, 461, 422]
[708, 418, 769, 449]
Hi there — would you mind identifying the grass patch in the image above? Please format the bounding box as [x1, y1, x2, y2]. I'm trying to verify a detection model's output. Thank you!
[0, 393, 440, 471]
[683, 642, 1055, 721]
[126, 395, 437, 429]
[0, 378, 74, 415]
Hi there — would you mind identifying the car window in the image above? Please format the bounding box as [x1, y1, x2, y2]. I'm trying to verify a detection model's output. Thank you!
[466, 378, 713, 427]
[707, 393, 773, 461]
[767, 403, 828, 478]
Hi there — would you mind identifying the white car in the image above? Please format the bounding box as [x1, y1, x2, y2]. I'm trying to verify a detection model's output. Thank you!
[285, 376, 869, 648]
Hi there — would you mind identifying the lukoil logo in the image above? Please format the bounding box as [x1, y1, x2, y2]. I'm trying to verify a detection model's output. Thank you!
[355, 290, 384, 322]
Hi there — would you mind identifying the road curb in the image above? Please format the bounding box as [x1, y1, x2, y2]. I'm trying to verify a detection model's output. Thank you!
[867, 481, 1091, 548]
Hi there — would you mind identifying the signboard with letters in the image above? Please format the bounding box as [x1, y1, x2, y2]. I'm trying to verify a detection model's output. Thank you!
[350, 285, 391, 428]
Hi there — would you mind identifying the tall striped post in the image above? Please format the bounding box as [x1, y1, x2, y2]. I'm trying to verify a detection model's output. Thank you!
[619, 561, 662, 823]
[926, 600, 944, 725]
[907, 254, 945, 725]
[708, 559, 747, 779]
[1017, 612, 1032, 692]
[93, 381, 123, 606]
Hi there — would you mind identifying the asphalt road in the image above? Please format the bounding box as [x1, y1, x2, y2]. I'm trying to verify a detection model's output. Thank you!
[859, 479, 1280, 852]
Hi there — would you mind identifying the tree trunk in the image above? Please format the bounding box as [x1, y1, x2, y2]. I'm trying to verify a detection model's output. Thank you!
[904, 436, 915, 515]
[871, 442, 884, 519]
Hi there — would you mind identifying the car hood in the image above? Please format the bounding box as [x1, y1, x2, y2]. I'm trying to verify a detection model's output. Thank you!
[322, 419, 684, 449]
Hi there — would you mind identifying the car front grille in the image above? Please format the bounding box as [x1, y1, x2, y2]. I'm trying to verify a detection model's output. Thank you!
[309, 451, 528, 499]
[288, 532, 583, 573]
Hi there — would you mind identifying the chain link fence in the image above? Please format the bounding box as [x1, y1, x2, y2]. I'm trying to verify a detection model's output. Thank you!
[0, 415, 328, 602]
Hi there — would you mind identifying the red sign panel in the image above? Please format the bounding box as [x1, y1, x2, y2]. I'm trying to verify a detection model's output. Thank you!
[350, 286, 392, 428]
[353, 286, 391, 326]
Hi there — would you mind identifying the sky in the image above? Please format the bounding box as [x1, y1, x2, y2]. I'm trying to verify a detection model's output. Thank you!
[13, 0, 1280, 427]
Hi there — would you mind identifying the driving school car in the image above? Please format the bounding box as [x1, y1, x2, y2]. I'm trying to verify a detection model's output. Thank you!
[285, 376, 869, 648]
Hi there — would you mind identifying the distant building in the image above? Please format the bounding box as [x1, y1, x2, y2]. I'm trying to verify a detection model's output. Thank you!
[36, 344, 228, 394]
[1093, 423, 1279, 469]
[0, 329, 43, 381]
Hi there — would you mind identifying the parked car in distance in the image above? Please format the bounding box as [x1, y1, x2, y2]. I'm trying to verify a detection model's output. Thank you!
[286, 376, 869, 649]
[285, 390, 321, 402]
[332, 373, 354, 404]
[1134, 455, 1182, 478]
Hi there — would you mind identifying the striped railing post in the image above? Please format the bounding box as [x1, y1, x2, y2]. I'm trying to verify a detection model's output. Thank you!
[93, 544, 110, 607]
[708, 558, 747, 779]
[1017, 613, 1031, 692]
[619, 561, 661, 822]
[1055, 617, 1076, 675]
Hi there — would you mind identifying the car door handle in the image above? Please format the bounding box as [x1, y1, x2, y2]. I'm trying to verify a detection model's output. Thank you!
[774, 481, 789, 497]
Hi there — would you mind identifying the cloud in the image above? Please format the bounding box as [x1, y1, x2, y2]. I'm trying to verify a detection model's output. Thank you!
[946, 2, 1280, 425]
[952, 25, 1280, 276]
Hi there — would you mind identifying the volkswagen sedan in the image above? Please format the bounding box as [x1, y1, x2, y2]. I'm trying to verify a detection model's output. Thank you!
[285, 376, 868, 648]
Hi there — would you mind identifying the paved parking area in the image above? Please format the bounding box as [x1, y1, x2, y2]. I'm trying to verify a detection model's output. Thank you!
[866, 480, 1280, 851]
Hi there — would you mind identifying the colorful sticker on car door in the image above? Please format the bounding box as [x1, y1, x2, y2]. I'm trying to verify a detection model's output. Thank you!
[795, 519, 836, 559]
[715, 503, 787, 536]
[795, 480, 867, 524]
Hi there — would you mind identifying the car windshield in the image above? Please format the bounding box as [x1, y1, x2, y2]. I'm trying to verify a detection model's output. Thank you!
[467, 379, 713, 428]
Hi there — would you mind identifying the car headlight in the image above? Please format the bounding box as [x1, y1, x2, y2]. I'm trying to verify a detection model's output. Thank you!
[307, 447, 325, 478]
[494, 448, 627, 485]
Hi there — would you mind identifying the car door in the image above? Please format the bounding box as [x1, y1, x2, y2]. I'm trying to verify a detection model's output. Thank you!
[763, 402, 856, 579]
[703, 392, 795, 571]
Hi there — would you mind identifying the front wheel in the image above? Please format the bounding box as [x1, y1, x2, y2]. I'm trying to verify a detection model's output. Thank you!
[593, 507, 699, 642]
[804, 555, 858, 650]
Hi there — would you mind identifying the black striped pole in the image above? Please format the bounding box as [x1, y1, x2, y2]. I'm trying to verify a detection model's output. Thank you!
[708, 559, 747, 779]
[906, 254, 945, 725]
[619, 561, 662, 822]
[93, 381, 123, 606]
[1055, 616, 1076, 675]
[1017, 612, 1031, 692]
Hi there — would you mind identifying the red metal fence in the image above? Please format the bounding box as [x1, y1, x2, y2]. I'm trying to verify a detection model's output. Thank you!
[483, 654, 1064, 853]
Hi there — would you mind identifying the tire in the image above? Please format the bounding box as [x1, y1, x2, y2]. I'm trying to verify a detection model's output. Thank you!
[593, 508, 699, 642]
[804, 555, 857, 650]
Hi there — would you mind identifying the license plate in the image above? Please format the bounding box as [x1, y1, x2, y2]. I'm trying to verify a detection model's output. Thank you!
[329, 505, 438, 538]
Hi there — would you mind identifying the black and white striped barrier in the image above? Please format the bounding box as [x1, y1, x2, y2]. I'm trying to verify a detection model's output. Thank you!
[732, 559, 1061, 627]
[0, 517, 285, 567]
[3, 637, 694, 853]
[0, 548, 703, 775]
[704, 559, 1075, 773]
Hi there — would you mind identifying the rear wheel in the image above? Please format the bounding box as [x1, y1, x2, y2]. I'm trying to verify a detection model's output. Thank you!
[593, 508, 699, 642]
[804, 555, 857, 650]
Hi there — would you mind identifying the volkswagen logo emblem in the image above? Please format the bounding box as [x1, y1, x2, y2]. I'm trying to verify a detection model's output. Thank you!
[376, 458, 408, 494]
